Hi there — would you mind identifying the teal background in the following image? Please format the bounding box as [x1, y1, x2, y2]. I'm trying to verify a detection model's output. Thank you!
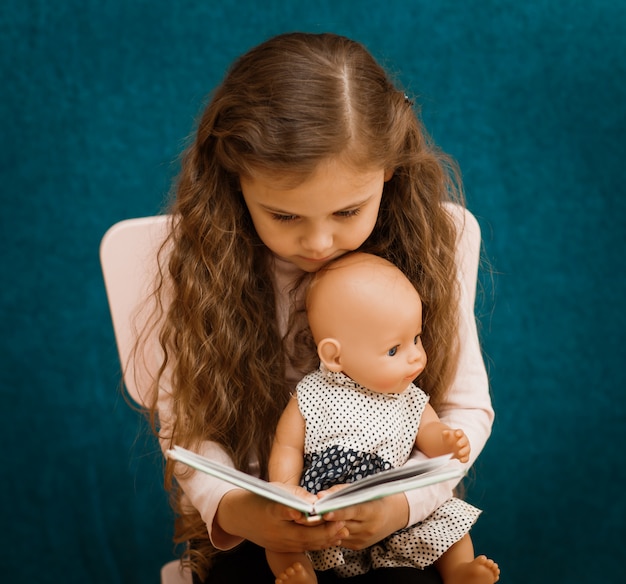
[1, 1, 625, 582]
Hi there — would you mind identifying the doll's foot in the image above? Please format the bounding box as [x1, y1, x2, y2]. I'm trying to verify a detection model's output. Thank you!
[275, 562, 317, 584]
[446, 555, 500, 584]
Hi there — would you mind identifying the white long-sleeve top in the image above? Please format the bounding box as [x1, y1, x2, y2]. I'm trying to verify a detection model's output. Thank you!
[155, 203, 494, 550]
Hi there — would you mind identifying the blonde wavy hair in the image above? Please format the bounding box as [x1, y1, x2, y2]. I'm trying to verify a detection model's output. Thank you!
[141, 32, 464, 579]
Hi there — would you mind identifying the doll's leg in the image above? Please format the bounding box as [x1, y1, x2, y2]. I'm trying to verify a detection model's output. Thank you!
[266, 548, 318, 584]
[434, 534, 499, 584]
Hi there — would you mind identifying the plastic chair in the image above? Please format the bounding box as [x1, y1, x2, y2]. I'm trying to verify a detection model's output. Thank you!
[100, 215, 193, 584]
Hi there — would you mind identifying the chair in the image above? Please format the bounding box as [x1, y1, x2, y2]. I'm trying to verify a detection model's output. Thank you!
[100, 207, 483, 584]
[100, 216, 192, 584]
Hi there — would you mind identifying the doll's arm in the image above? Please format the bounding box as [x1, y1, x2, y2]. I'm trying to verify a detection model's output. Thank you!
[415, 402, 470, 463]
[268, 396, 307, 486]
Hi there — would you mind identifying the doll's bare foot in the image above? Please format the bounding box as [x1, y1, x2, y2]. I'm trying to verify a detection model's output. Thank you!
[446, 555, 500, 584]
[275, 562, 317, 584]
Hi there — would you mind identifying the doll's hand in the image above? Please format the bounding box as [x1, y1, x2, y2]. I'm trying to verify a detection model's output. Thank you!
[315, 483, 349, 499]
[271, 482, 318, 504]
[442, 428, 470, 463]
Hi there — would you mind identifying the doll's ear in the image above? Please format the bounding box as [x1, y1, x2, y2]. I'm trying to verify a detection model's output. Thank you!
[317, 338, 342, 372]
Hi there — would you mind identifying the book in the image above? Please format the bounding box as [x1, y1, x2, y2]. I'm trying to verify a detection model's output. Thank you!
[166, 445, 464, 518]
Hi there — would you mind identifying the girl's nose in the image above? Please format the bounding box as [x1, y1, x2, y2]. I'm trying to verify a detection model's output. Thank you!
[301, 226, 333, 255]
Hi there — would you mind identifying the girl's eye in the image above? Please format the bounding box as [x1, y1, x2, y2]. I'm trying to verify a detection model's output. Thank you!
[387, 346, 398, 357]
[334, 208, 361, 218]
[271, 209, 360, 222]
[271, 214, 299, 223]
[414, 334, 421, 345]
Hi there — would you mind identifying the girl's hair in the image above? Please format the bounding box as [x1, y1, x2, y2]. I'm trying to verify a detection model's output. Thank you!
[142, 31, 463, 578]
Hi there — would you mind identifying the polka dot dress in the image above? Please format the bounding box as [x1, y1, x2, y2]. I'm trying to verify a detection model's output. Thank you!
[296, 365, 481, 576]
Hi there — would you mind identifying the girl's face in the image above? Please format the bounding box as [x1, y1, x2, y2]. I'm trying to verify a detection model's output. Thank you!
[240, 159, 390, 272]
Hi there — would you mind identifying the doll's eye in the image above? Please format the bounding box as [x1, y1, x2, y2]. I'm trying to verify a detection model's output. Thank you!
[387, 346, 398, 356]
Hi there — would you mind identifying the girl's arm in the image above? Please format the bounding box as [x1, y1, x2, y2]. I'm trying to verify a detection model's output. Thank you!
[157, 386, 343, 551]
[156, 384, 245, 549]
[403, 204, 494, 525]
[127, 287, 247, 550]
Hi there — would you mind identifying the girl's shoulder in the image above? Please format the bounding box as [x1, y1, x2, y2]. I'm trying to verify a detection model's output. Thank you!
[442, 201, 480, 244]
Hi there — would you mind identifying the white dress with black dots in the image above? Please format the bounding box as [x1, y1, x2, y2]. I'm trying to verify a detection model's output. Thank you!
[296, 365, 481, 577]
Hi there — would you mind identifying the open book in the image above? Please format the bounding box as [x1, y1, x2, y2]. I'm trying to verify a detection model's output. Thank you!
[166, 445, 464, 518]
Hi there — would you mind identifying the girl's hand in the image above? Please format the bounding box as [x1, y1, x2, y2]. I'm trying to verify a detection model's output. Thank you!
[215, 488, 349, 553]
[320, 492, 409, 550]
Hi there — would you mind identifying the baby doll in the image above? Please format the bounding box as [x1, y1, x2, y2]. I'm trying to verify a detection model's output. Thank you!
[266, 253, 499, 584]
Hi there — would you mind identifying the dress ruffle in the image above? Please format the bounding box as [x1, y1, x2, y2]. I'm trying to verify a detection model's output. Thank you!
[309, 498, 481, 576]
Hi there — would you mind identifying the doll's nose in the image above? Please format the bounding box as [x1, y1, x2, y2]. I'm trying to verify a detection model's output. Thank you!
[409, 343, 427, 366]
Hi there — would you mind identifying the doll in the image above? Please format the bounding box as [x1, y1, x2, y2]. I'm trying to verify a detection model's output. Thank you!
[267, 253, 499, 584]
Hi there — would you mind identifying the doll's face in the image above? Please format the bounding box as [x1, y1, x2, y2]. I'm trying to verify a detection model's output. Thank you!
[240, 158, 389, 272]
[308, 255, 428, 394]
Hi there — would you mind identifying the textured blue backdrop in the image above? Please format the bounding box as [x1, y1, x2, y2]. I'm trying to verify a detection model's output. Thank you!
[1, 1, 625, 582]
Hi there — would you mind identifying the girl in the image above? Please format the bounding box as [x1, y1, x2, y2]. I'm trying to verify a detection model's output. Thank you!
[139, 32, 494, 583]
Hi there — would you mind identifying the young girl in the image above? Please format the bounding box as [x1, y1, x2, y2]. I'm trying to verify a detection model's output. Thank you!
[138, 32, 494, 583]
[266, 252, 499, 584]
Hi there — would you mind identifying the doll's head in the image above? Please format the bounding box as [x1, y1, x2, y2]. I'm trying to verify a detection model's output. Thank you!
[306, 253, 427, 394]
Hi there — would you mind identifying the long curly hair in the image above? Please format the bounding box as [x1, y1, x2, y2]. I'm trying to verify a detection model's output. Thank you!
[141, 32, 464, 579]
